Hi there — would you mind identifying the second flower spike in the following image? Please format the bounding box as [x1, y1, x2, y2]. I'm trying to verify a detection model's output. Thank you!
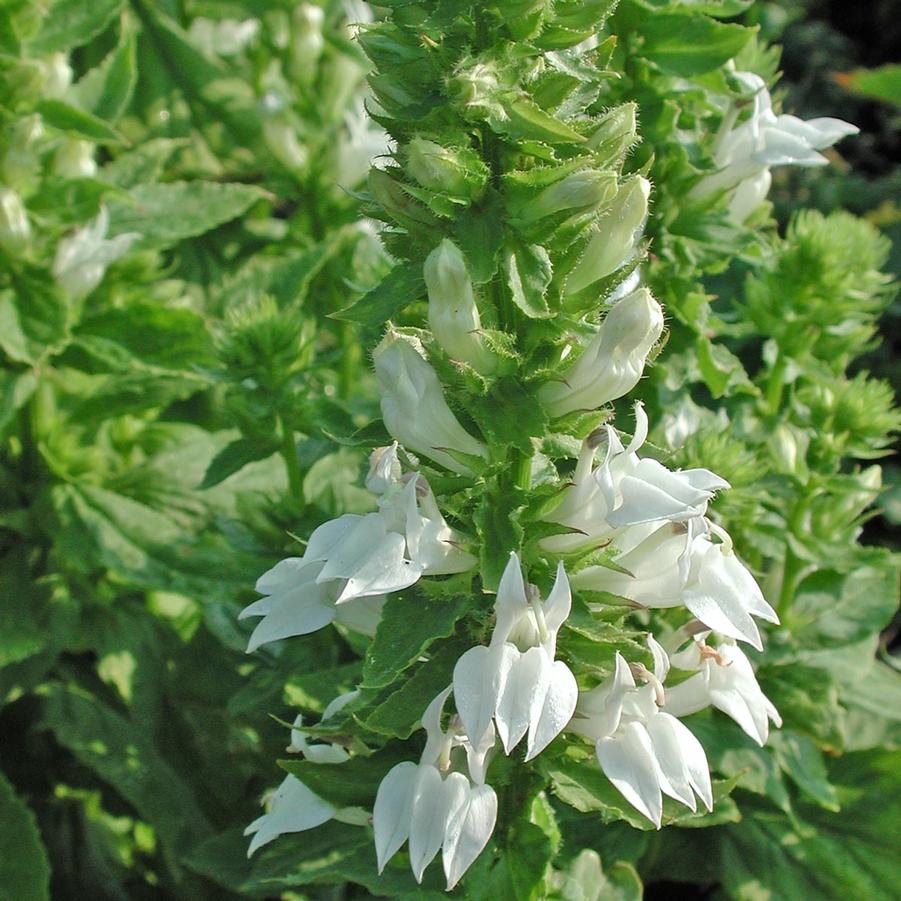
[453, 553, 578, 761]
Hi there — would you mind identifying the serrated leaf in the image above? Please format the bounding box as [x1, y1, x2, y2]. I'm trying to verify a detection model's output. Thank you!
[106, 182, 266, 250]
[36, 99, 125, 145]
[70, 29, 137, 122]
[331, 261, 424, 327]
[474, 485, 526, 591]
[0, 770, 50, 901]
[504, 242, 553, 318]
[361, 585, 473, 690]
[0, 281, 70, 366]
[638, 13, 755, 76]
[200, 437, 280, 489]
[27, 0, 124, 53]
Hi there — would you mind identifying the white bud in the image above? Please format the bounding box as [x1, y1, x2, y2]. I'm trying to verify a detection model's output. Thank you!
[565, 176, 650, 295]
[521, 169, 617, 223]
[52, 139, 97, 179]
[424, 240, 497, 375]
[373, 330, 488, 475]
[40, 53, 72, 98]
[0, 188, 31, 253]
[366, 443, 403, 494]
[539, 287, 664, 417]
[263, 115, 308, 172]
[290, 5, 325, 78]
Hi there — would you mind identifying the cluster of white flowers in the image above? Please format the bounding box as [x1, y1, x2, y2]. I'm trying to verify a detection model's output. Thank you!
[692, 70, 858, 221]
[241, 81, 790, 882]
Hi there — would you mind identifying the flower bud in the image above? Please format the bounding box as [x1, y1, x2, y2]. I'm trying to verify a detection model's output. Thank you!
[39, 53, 73, 98]
[539, 287, 664, 417]
[565, 176, 650, 295]
[368, 169, 439, 233]
[189, 18, 259, 56]
[52, 139, 97, 179]
[373, 330, 488, 475]
[518, 169, 617, 223]
[450, 61, 504, 120]
[0, 188, 31, 253]
[587, 103, 638, 159]
[407, 138, 487, 201]
[366, 443, 402, 494]
[424, 240, 498, 375]
[262, 108, 308, 172]
[290, 5, 325, 80]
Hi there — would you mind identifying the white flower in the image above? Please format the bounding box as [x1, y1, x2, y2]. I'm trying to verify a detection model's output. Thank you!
[39, 53, 72, 98]
[565, 176, 650, 295]
[424, 239, 497, 375]
[569, 639, 713, 828]
[542, 404, 728, 553]
[665, 633, 782, 745]
[287, 690, 360, 763]
[188, 17, 259, 57]
[374, 329, 488, 475]
[539, 288, 664, 418]
[52, 207, 139, 299]
[573, 518, 778, 650]
[693, 71, 858, 220]
[241, 450, 475, 652]
[290, 5, 325, 76]
[453, 553, 578, 761]
[373, 687, 498, 890]
[336, 96, 391, 187]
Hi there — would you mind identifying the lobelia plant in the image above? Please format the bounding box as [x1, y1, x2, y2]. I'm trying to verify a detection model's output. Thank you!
[229, 1, 897, 897]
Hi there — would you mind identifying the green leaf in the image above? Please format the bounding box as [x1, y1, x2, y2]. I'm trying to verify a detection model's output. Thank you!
[791, 549, 901, 648]
[474, 485, 526, 591]
[71, 29, 137, 122]
[504, 242, 554, 318]
[838, 64, 901, 106]
[0, 770, 50, 901]
[331, 262, 424, 327]
[768, 730, 839, 811]
[466, 379, 548, 455]
[200, 437, 280, 489]
[0, 280, 70, 366]
[27, 0, 124, 53]
[106, 182, 266, 250]
[361, 585, 474, 690]
[35, 99, 125, 145]
[637, 13, 756, 76]
[39, 683, 212, 872]
[550, 850, 642, 901]
[499, 99, 587, 145]
[364, 641, 465, 738]
[465, 821, 554, 901]
[696, 336, 754, 399]
[0, 371, 37, 436]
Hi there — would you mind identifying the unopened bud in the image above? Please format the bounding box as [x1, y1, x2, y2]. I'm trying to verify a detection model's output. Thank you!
[262, 115, 308, 172]
[0, 188, 30, 253]
[52, 139, 97, 179]
[539, 287, 664, 417]
[450, 61, 504, 119]
[290, 5, 325, 79]
[369, 169, 439, 232]
[373, 330, 488, 475]
[520, 169, 617, 223]
[40, 53, 72, 98]
[565, 176, 650, 295]
[424, 240, 497, 375]
[407, 138, 487, 201]
[587, 103, 638, 158]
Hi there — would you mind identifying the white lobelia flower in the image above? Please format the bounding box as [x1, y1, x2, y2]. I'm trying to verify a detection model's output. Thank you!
[52, 207, 139, 299]
[240, 445, 475, 652]
[569, 638, 713, 828]
[541, 404, 729, 553]
[374, 329, 489, 476]
[373, 687, 498, 890]
[453, 553, 578, 761]
[692, 71, 858, 221]
[539, 288, 664, 418]
[52, 139, 97, 179]
[573, 518, 779, 650]
[665, 633, 782, 746]
[424, 239, 498, 375]
[245, 692, 367, 856]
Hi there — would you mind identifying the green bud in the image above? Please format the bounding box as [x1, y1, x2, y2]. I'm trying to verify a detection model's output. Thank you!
[407, 138, 488, 201]
[494, 0, 550, 40]
[368, 168, 440, 233]
[449, 61, 505, 120]
[0, 188, 31, 253]
[2, 115, 45, 193]
[425, 240, 498, 375]
[565, 176, 650, 295]
[518, 169, 617, 223]
[769, 423, 809, 476]
[587, 103, 639, 161]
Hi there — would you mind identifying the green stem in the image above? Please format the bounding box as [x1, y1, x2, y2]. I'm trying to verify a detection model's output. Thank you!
[765, 353, 787, 416]
[277, 415, 305, 511]
[338, 321, 361, 402]
[512, 446, 532, 491]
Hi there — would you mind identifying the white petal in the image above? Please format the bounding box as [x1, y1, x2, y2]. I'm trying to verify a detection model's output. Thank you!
[493, 552, 529, 642]
[495, 647, 551, 754]
[244, 586, 337, 652]
[525, 660, 578, 761]
[409, 767, 468, 883]
[542, 562, 572, 638]
[443, 783, 498, 890]
[373, 761, 418, 872]
[663, 671, 712, 718]
[453, 644, 517, 748]
[245, 776, 334, 857]
[255, 556, 314, 594]
[304, 514, 361, 562]
[665, 713, 713, 811]
[596, 722, 663, 828]
[333, 595, 386, 636]
[647, 633, 670, 685]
